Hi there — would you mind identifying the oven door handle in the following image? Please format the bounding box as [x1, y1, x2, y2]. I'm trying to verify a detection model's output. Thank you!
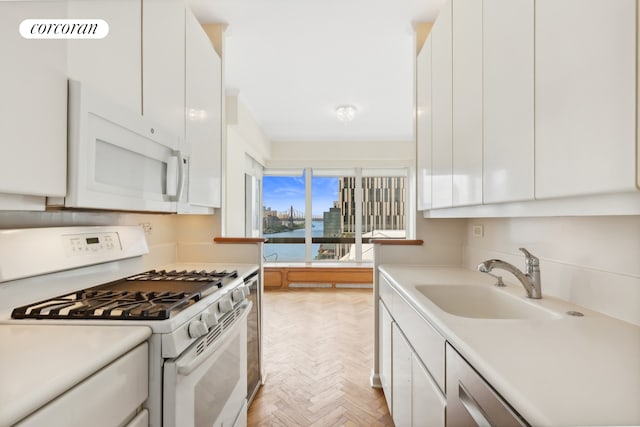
[176, 301, 251, 376]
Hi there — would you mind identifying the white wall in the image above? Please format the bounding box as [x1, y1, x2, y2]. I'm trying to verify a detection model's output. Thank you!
[267, 140, 415, 169]
[461, 216, 640, 326]
[224, 94, 271, 236]
[379, 218, 467, 266]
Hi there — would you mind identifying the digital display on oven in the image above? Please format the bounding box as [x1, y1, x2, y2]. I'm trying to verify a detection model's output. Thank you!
[86, 237, 100, 245]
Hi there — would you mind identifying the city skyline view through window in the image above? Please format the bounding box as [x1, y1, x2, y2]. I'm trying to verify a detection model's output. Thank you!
[262, 169, 407, 263]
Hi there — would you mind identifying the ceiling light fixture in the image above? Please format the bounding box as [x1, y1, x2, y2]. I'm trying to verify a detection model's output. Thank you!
[336, 104, 357, 122]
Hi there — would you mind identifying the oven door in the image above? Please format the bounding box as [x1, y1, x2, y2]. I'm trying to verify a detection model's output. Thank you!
[163, 302, 250, 427]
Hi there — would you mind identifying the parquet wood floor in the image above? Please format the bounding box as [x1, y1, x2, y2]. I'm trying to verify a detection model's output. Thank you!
[247, 289, 394, 427]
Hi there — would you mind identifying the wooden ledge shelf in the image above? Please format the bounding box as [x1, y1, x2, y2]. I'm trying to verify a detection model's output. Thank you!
[213, 237, 268, 244]
[264, 266, 373, 290]
[370, 239, 424, 245]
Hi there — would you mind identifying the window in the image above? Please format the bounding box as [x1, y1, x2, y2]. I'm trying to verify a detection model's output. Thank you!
[262, 168, 406, 263]
[262, 170, 306, 262]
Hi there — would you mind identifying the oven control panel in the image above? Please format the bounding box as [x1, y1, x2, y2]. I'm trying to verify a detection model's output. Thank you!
[0, 226, 148, 283]
[64, 232, 122, 256]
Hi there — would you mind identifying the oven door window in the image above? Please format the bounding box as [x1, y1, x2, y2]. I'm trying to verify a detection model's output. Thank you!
[164, 311, 248, 427]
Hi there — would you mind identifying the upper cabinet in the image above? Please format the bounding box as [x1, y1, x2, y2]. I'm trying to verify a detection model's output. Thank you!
[67, 0, 142, 114]
[452, 0, 483, 207]
[416, 38, 432, 211]
[0, 1, 67, 210]
[535, 0, 637, 199]
[2, 0, 223, 213]
[142, 0, 186, 141]
[483, 0, 534, 204]
[182, 9, 223, 211]
[430, 0, 453, 209]
[419, 0, 640, 216]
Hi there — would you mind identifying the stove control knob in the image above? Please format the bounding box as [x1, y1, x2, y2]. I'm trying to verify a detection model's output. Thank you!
[201, 310, 218, 328]
[232, 288, 245, 303]
[218, 298, 233, 314]
[188, 320, 208, 339]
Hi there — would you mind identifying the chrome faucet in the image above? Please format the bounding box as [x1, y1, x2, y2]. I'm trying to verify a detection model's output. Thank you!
[477, 248, 542, 299]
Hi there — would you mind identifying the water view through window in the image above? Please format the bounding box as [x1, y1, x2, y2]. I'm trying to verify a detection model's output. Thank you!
[262, 169, 406, 262]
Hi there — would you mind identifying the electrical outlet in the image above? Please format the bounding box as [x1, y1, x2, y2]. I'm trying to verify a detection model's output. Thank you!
[140, 222, 152, 234]
[472, 224, 484, 238]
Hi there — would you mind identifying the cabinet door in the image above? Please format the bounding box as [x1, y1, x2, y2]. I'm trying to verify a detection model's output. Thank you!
[184, 9, 222, 211]
[416, 38, 433, 211]
[535, 0, 636, 198]
[430, 0, 453, 209]
[0, 1, 67, 204]
[142, 0, 185, 140]
[412, 356, 445, 427]
[392, 323, 412, 427]
[67, 0, 141, 114]
[379, 301, 393, 413]
[483, 0, 534, 203]
[452, 0, 483, 207]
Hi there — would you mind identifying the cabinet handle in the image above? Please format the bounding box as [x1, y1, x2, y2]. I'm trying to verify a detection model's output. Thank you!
[459, 382, 492, 427]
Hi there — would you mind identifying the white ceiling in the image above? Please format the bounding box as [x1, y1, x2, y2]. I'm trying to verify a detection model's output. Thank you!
[186, 0, 446, 143]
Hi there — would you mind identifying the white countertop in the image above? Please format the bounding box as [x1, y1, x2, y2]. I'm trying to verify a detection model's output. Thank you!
[379, 265, 640, 427]
[0, 324, 151, 426]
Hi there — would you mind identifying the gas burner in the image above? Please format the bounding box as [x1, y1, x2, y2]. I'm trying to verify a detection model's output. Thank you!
[11, 269, 240, 321]
[126, 269, 238, 282]
[12, 289, 201, 320]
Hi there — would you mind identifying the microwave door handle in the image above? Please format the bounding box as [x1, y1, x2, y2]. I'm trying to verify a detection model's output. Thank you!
[176, 151, 186, 202]
[166, 151, 185, 202]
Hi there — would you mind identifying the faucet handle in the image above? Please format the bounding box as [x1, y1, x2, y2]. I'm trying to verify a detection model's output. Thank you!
[518, 247, 539, 268]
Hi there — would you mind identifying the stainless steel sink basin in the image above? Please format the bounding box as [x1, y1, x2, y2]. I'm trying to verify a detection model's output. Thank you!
[415, 284, 559, 319]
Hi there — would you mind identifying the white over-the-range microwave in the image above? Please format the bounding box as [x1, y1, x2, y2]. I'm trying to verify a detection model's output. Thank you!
[48, 80, 207, 213]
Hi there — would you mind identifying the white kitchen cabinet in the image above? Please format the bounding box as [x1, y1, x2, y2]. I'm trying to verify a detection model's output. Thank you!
[483, 0, 534, 204]
[416, 38, 432, 211]
[0, 1, 67, 209]
[379, 273, 446, 427]
[67, 0, 142, 114]
[182, 8, 222, 212]
[430, 0, 453, 209]
[452, 0, 483, 207]
[16, 344, 148, 427]
[392, 323, 412, 427]
[535, 0, 636, 199]
[379, 301, 393, 414]
[142, 0, 185, 140]
[412, 355, 446, 427]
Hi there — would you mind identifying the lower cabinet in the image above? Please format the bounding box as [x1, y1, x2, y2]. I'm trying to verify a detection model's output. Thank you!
[392, 323, 412, 426]
[412, 355, 446, 427]
[17, 344, 148, 427]
[379, 275, 446, 427]
[379, 301, 393, 413]
[391, 323, 446, 427]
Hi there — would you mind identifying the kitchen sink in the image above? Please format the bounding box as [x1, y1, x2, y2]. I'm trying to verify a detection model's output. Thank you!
[415, 284, 560, 320]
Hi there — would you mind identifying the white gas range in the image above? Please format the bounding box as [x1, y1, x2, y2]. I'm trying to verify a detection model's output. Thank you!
[0, 226, 258, 427]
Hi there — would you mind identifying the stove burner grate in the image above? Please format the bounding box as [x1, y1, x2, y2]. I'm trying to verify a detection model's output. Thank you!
[11, 269, 239, 321]
[125, 269, 239, 282]
[11, 289, 202, 320]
